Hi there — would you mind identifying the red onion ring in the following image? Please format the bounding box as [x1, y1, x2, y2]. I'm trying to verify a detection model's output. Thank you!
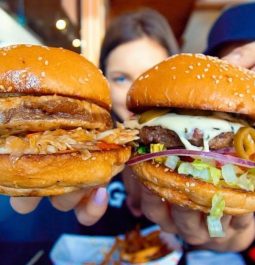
[127, 149, 255, 168]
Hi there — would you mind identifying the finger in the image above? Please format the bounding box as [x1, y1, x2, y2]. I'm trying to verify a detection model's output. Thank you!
[51, 189, 92, 212]
[171, 205, 209, 245]
[74, 187, 108, 226]
[123, 170, 143, 217]
[230, 213, 254, 230]
[10, 197, 42, 214]
[141, 186, 177, 233]
[222, 41, 255, 69]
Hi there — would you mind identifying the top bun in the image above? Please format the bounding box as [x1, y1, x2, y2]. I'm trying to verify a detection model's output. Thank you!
[0, 45, 111, 110]
[127, 53, 255, 118]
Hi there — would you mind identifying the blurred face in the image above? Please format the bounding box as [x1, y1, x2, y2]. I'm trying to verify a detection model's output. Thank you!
[105, 37, 168, 121]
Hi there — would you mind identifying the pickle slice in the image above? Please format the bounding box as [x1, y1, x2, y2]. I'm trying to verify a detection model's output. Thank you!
[138, 108, 169, 124]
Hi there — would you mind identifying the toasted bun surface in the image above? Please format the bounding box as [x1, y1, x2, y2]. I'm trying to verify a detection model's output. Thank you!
[132, 162, 255, 215]
[127, 53, 255, 118]
[0, 146, 130, 196]
[0, 45, 111, 110]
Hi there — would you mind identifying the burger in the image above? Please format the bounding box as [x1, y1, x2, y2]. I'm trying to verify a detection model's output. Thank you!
[125, 53, 255, 236]
[0, 44, 136, 197]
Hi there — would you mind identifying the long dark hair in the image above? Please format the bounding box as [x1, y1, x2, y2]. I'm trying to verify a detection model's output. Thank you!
[100, 8, 179, 74]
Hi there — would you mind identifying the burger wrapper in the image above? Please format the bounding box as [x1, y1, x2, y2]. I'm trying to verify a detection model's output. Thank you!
[50, 226, 183, 265]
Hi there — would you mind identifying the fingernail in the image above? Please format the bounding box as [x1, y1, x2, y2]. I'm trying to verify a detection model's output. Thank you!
[93, 187, 107, 205]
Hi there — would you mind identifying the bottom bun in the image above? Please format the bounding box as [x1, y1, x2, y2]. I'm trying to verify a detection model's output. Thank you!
[0, 146, 130, 196]
[131, 161, 255, 215]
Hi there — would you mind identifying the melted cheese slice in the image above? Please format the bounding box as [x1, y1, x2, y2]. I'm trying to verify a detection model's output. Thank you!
[125, 113, 243, 151]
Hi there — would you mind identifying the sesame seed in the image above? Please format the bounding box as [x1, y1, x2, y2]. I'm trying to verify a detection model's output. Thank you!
[188, 65, 194, 70]
[197, 62, 201, 66]
[155, 163, 160, 168]
[247, 89, 251, 93]
[186, 182, 190, 187]
[171, 66, 176, 70]
[185, 70, 190, 73]
[240, 77, 245, 81]
[161, 198, 166, 202]
[185, 188, 190, 192]
[41, 72, 46, 77]
[219, 75, 223, 80]
[190, 183, 196, 187]
[207, 64, 211, 68]
[212, 75, 217, 79]
[44, 60, 49, 65]
[196, 75, 201, 80]
[0, 85, 4, 89]
[234, 92, 239, 96]
[38, 56, 43, 61]
[228, 102, 233, 107]
[164, 168, 169, 172]
[154, 65, 159, 70]
[144, 74, 149, 79]
[91, 157, 96, 160]
[172, 75, 176, 80]
[204, 68, 209, 72]
[138, 76, 144, 80]
[228, 77, 233, 83]
[201, 74, 205, 78]
[214, 80, 219, 84]
[239, 93, 244, 98]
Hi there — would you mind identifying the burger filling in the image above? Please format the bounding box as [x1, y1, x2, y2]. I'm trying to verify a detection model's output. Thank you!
[125, 109, 255, 237]
[0, 95, 113, 135]
[0, 94, 139, 159]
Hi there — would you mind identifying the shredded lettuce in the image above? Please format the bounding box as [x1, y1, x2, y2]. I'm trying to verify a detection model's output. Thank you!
[221, 164, 238, 184]
[164, 155, 180, 170]
[237, 173, 254, 191]
[178, 161, 220, 185]
[207, 193, 225, 237]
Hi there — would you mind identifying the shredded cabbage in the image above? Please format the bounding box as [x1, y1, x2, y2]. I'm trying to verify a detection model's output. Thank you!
[207, 193, 225, 237]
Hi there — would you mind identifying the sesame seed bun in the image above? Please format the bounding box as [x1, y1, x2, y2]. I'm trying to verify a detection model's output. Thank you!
[127, 53, 255, 119]
[127, 54, 255, 215]
[0, 45, 111, 110]
[0, 45, 132, 196]
[0, 147, 130, 196]
[133, 161, 255, 215]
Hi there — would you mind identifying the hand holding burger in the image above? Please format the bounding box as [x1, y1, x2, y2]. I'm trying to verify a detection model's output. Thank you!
[125, 53, 255, 238]
[0, 44, 136, 224]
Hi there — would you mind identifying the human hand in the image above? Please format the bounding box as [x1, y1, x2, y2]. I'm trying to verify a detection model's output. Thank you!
[122, 167, 143, 217]
[222, 41, 255, 71]
[10, 187, 108, 226]
[140, 186, 255, 252]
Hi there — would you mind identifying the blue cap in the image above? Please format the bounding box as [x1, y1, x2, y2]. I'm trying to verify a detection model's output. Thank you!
[205, 3, 255, 56]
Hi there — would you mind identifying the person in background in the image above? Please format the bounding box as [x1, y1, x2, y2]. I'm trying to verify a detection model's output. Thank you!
[137, 3, 255, 265]
[1, 8, 179, 264]
[99, 8, 179, 218]
[100, 8, 179, 121]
